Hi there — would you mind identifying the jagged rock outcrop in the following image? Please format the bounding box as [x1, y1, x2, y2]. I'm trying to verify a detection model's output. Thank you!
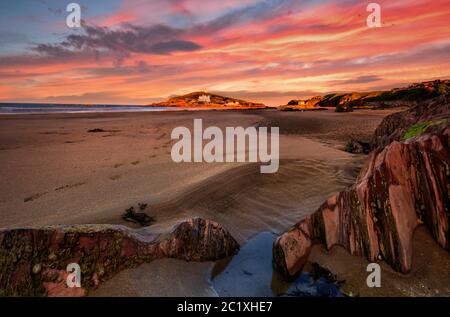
[279, 97, 326, 111]
[372, 94, 450, 149]
[0, 218, 239, 296]
[281, 80, 450, 112]
[273, 127, 450, 279]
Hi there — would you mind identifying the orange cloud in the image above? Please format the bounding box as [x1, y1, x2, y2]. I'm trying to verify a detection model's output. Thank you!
[0, 0, 449, 106]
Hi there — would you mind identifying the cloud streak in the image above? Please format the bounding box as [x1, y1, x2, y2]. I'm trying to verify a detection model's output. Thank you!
[0, 0, 449, 106]
[32, 23, 202, 61]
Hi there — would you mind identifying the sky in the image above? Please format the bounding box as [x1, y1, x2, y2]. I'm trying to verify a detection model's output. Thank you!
[0, 0, 449, 106]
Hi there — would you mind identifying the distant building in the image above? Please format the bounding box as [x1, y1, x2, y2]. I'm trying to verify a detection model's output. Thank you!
[198, 95, 211, 103]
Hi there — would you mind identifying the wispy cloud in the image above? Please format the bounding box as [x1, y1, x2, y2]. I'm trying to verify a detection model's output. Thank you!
[0, 0, 449, 105]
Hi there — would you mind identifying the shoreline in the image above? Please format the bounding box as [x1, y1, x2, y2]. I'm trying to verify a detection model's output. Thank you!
[0, 105, 275, 116]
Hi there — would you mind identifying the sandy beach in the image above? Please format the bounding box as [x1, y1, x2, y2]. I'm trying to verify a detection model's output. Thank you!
[0, 109, 386, 231]
[1, 108, 448, 296]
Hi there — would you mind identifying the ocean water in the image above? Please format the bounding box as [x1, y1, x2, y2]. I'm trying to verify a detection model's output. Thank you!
[0, 103, 173, 114]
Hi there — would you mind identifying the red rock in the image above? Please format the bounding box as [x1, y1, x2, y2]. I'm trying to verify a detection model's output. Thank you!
[273, 127, 450, 279]
[42, 269, 87, 297]
[0, 218, 239, 296]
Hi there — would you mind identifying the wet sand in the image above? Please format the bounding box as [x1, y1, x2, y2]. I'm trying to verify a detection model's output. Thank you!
[0, 109, 389, 231]
[3, 108, 446, 297]
[307, 226, 450, 297]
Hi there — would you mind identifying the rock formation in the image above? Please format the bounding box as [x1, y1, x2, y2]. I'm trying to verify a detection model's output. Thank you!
[273, 96, 450, 279]
[280, 80, 450, 112]
[0, 218, 239, 296]
[372, 94, 450, 149]
[148, 92, 267, 109]
[279, 96, 326, 111]
[344, 139, 371, 154]
[122, 205, 154, 226]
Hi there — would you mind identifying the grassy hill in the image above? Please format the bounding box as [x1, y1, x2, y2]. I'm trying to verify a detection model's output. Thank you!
[282, 79, 450, 112]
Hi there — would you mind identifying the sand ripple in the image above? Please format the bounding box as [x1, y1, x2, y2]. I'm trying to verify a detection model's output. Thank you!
[150, 156, 362, 242]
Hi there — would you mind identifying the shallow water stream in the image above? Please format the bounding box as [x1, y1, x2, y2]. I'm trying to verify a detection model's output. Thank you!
[92, 231, 342, 297]
[212, 231, 341, 297]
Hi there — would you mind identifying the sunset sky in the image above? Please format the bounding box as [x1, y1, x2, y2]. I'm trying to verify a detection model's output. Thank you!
[0, 0, 449, 106]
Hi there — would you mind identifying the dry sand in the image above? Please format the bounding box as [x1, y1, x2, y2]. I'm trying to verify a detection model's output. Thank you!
[1, 108, 447, 296]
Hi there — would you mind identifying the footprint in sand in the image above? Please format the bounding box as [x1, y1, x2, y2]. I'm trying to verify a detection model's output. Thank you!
[114, 163, 124, 168]
[0, 146, 21, 151]
[54, 182, 86, 191]
[24, 192, 48, 203]
[109, 175, 121, 181]
[39, 131, 69, 135]
[65, 140, 84, 144]
[131, 161, 140, 166]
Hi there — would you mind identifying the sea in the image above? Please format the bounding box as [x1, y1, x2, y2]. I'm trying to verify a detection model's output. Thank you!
[0, 103, 174, 114]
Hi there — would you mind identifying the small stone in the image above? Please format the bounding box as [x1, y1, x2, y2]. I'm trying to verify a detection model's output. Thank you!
[122, 206, 154, 227]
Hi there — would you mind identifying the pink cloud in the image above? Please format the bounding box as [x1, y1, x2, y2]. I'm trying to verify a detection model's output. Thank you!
[1, 0, 449, 106]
